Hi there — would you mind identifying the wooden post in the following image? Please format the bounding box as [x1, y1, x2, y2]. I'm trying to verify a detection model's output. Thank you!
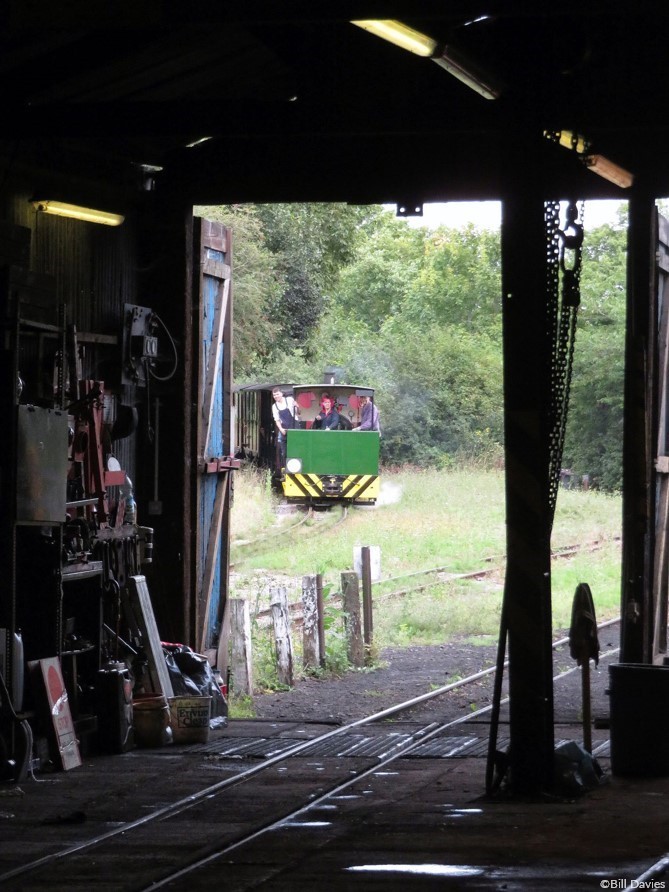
[229, 598, 253, 696]
[621, 193, 657, 663]
[341, 571, 364, 668]
[302, 575, 321, 670]
[270, 585, 294, 687]
[361, 545, 374, 664]
[581, 655, 592, 753]
[215, 596, 231, 683]
[316, 573, 326, 668]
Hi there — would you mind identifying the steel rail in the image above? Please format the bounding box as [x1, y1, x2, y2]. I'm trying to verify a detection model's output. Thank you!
[0, 614, 621, 886]
[267, 537, 622, 625]
[231, 504, 347, 571]
[231, 507, 313, 550]
[373, 536, 620, 596]
[142, 639, 624, 890]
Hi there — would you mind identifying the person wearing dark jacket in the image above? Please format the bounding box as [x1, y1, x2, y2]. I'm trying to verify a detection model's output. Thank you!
[312, 395, 340, 430]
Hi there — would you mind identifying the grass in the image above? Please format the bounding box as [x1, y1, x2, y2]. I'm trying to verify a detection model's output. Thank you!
[231, 466, 279, 541]
[228, 465, 622, 704]
[233, 468, 510, 578]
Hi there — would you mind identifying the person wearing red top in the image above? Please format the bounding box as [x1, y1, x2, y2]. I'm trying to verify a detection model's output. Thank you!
[312, 395, 340, 430]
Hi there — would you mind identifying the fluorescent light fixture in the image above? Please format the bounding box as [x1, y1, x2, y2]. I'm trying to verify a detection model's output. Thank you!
[544, 130, 587, 154]
[584, 154, 634, 189]
[351, 20, 437, 56]
[352, 20, 500, 99]
[432, 47, 500, 100]
[185, 136, 213, 148]
[32, 200, 124, 226]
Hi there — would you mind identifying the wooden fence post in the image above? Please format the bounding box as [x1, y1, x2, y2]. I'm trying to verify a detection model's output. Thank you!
[316, 573, 326, 668]
[361, 545, 374, 665]
[302, 575, 321, 670]
[270, 585, 294, 687]
[341, 571, 364, 667]
[229, 598, 253, 696]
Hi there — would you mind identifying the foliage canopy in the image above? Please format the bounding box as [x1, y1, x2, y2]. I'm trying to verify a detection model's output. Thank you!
[197, 202, 628, 489]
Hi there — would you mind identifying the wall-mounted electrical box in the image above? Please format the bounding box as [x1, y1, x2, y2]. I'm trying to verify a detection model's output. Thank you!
[121, 304, 157, 387]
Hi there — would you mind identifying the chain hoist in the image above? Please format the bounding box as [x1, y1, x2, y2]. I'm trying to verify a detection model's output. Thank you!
[546, 199, 584, 523]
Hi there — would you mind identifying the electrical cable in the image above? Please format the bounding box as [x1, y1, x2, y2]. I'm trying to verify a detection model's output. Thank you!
[147, 312, 178, 382]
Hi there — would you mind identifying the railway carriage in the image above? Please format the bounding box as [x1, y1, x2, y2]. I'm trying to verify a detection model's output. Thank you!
[234, 382, 290, 468]
[282, 384, 380, 507]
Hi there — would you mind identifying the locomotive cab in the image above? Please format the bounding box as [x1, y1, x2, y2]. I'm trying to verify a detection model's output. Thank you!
[282, 385, 380, 507]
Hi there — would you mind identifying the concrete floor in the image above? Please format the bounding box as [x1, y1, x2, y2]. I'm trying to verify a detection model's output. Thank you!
[1, 719, 669, 890]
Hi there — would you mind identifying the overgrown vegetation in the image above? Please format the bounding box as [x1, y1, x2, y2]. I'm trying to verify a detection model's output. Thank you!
[197, 201, 628, 490]
[213, 199, 629, 715]
[228, 466, 621, 711]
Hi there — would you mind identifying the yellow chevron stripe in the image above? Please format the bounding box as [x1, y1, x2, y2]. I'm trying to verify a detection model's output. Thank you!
[283, 474, 322, 497]
[343, 475, 379, 500]
[282, 474, 380, 501]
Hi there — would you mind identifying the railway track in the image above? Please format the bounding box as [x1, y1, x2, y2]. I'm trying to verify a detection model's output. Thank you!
[0, 615, 621, 891]
[231, 505, 348, 570]
[255, 535, 620, 626]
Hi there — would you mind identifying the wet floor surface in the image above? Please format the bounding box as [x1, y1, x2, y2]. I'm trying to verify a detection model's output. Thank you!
[1, 720, 668, 890]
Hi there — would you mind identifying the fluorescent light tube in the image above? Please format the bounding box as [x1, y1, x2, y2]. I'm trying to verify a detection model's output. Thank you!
[351, 20, 437, 56]
[32, 200, 124, 226]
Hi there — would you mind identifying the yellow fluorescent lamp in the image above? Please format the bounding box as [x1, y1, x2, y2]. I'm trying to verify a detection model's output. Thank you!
[352, 20, 500, 99]
[351, 20, 437, 56]
[32, 200, 125, 226]
[584, 155, 634, 189]
[544, 130, 588, 154]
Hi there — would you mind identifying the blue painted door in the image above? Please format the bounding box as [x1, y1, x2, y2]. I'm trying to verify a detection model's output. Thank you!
[193, 219, 234, 657]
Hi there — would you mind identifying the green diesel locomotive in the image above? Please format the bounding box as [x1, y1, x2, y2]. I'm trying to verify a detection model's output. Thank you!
[282, 384, 380, 507]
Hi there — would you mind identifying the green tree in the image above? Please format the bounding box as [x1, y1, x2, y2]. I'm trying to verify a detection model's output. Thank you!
[563, 222, 627, 489]
[331, 211, 426, 326]
[401, 224, 502, 337]
[193, 205, 282, 379]
[256, 203, 371, 348]
[377, 319, 504, 467]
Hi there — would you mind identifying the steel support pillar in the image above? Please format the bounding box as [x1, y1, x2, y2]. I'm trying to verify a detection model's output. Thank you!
[501, 185, 555, 796]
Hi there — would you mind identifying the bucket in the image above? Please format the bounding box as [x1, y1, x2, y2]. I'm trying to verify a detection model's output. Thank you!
[132, 693, 172, 748]
[168, 696, 211, 744]
[608, 663, 669, 776]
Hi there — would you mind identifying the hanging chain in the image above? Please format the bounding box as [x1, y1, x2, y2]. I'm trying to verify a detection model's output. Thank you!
[546, 199, 584, 524]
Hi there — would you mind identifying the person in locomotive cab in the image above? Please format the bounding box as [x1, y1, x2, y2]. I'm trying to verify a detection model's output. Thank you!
[272, 388, 298, 467]
[352, 394, 381, 433]
[312, 394, 340, 430]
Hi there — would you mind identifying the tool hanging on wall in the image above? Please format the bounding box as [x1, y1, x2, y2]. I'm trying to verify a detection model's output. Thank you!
[67, 380, 126, 527]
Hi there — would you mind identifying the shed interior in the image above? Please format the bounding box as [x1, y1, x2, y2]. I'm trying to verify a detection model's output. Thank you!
[0, 2, 668, 797]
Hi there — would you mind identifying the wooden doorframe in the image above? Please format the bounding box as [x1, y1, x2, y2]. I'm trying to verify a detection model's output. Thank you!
[621, 198, 669, 664]
[652, 212, 669, 662]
